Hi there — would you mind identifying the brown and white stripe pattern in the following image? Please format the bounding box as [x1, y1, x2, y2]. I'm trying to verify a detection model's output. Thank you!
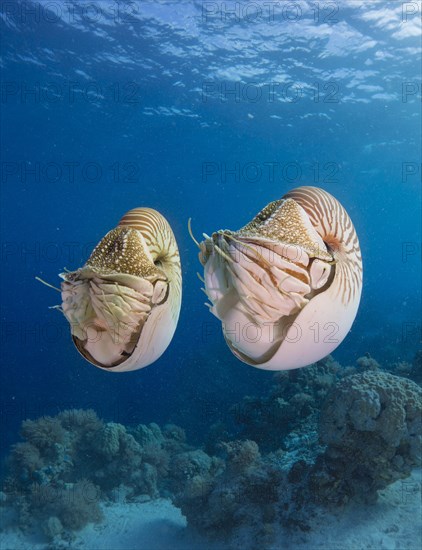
[283, 186, 362, 305]
[119, 207, 182, 320]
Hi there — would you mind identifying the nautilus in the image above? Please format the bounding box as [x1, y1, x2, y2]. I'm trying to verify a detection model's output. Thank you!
[51, 208, 182, 372]
[195, 186, 362, 371]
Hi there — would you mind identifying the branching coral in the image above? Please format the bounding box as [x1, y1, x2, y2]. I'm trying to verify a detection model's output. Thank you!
[20, 416, 65, 453]
[31, 479, 103, 532]
[57, 409, 101, 430]
[9, 442, 43, 478]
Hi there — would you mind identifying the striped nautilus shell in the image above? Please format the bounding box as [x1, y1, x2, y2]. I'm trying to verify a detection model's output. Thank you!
[59, 208, 182, 372]
[197, 186, 362, 371]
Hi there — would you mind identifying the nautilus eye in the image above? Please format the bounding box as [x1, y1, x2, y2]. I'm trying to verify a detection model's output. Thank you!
[55, 208, 182, 372]
[197, 186, 363, 371]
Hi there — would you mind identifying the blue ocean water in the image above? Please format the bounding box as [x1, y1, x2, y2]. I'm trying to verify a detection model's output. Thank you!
[0, 0, 421, 536]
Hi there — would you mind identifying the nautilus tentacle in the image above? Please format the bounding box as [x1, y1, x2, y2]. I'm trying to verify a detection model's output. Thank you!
[58, 208, 182, 372]
[198, 186, 362, 371]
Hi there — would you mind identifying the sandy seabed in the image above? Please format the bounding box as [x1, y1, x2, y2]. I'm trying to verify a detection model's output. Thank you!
[1, 470, 420, 550]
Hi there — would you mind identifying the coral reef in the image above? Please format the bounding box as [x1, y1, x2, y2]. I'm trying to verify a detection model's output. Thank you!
[226, 355, 343, 451]
[2, 354, 421, 547]
[2, 410, 188, 541]
[173, 439, 281, 537]
[175, 362, 422, 541]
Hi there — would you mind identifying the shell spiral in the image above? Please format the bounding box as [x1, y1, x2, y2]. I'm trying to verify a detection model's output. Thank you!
[283, 186, 362, 307]
[199, 186, 362, 371]
[118, 207, 182, 323]
[60, 208, 182, 372]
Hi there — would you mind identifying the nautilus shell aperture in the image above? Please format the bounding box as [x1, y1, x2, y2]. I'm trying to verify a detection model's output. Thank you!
[198, 186, 362, 371]
[60, 208, 182, 372]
